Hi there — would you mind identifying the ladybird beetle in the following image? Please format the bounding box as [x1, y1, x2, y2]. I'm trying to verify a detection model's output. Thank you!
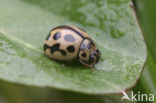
[44, 25, 101, 70]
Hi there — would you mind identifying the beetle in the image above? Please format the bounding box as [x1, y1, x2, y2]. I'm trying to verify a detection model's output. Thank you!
[44, 25, 101, 70]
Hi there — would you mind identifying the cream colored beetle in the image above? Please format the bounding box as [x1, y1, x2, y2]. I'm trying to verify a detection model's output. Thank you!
[44, 25, 101, 69]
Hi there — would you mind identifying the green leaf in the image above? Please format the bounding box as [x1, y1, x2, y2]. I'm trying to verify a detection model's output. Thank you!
[0, 0, 147, 94]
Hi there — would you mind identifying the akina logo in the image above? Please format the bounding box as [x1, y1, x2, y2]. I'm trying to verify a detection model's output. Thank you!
[121, 91, 155, 102]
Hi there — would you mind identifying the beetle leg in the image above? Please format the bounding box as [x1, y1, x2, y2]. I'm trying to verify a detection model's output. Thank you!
[79, 60, 96, 71]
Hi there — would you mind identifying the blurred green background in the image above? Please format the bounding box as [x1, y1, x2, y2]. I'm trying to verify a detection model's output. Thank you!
[0, 0, 155, 103]
[133, 0, 156, 99]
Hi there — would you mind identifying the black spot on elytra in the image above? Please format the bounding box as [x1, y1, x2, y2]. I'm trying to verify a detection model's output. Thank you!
[81, 52, 86, 58]
[44, 44, 49, 51]
[44, 43, 66, 56]
[67, 45, 75, 53]
[61, 50, 66, 56]
[50, 43, 66, 56]
[64, 34, 75, 42]
[53, 32, 61, 40]
[46, 33, 51, 40]
[50, 43, 59, 53]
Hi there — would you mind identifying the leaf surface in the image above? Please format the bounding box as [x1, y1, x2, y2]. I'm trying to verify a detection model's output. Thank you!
[0, 0, 147, 94]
